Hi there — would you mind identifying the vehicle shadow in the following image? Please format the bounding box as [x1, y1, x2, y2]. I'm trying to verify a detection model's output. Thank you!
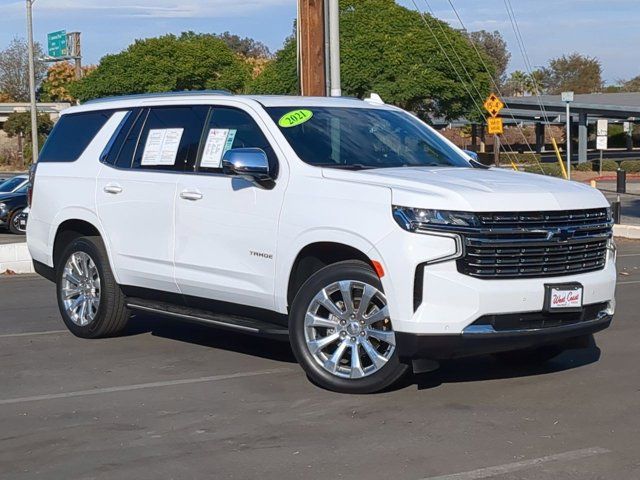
[124, 313, 297, 364]
[406, 344, 602, 392]
[124, 313, 602, 392]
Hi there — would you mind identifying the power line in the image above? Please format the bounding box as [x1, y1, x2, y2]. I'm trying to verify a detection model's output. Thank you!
[444, 0, 545, 172]
[412, 0, 526, 166]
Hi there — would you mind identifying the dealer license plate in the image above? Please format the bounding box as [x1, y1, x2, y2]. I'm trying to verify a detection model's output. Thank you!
[544, 283, 583, 312]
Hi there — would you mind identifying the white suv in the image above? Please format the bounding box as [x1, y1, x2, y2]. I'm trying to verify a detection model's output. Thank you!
[27, 92, 616, 393]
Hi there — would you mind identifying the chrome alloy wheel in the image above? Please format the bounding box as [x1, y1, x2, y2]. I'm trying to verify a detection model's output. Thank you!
[304, 280, 395, 379]
[61, 252, 101, 327]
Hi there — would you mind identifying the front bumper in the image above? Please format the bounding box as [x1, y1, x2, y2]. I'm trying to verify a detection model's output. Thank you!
[374, 228, 616, 335]
[396, 307, 612, 360]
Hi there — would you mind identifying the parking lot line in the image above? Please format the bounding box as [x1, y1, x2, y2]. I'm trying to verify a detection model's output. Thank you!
[0, 368, 291, 406]
[421, 447, 611, 480]
[0, 329, 67, 339]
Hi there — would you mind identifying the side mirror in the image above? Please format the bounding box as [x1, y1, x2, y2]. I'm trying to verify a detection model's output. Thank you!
[222, 148, 273, 188]
[463, 149, 479, 161]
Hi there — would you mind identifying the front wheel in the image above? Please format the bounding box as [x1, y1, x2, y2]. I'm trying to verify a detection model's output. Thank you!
[289, 260, 409, 394]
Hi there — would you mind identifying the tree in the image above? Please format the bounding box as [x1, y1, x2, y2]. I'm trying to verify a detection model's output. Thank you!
[215, 32, 271, 59]
[248, 34, 298, 94]
[70, 32, 251, 102]
[503, 70, 534, 96]
[3, 111, 54, 138]
[466, 30, 510, 86]
[3, 111, 54, 165]
[538, 53, 603, 94]
[250, 0, 494, 120]
[39, 62, 96, 103]
[0, 38, 48, 102]
[619, 75, 640, 92]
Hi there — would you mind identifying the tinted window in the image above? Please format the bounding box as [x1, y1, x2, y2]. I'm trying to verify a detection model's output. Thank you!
[198, 107, 278, 175]
[101, 109, 143, 168]
[0, 177, 26, 192]
[132, 106, 209, 172]
[266, 107, 471, 170]
[39, 111, 114, 163]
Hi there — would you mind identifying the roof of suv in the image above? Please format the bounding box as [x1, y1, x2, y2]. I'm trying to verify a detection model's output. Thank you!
[64, 92, 391, 115]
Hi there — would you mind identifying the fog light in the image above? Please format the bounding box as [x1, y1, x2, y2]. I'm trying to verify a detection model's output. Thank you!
[605, 299, 616, 316]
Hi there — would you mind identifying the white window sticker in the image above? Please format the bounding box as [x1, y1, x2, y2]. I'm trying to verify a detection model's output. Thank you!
[201, 129, 237, 168]
[141, 128, 184, 166]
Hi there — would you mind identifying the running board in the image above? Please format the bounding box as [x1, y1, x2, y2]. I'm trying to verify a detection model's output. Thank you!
[125, 298, 289, 338]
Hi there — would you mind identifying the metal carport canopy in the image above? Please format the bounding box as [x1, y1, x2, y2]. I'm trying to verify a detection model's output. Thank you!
[502, 93, 640, 121]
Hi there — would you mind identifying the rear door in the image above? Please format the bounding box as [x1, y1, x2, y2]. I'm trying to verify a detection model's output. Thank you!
[96, 105, 209, 292]
[173, 105, 288, 310]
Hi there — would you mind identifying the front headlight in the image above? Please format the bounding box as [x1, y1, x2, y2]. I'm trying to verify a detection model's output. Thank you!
[392, 206, 480, 232]
[0, 203, 7, 218]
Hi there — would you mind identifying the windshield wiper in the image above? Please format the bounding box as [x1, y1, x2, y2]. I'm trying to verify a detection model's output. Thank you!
[315, 163, 374, 170]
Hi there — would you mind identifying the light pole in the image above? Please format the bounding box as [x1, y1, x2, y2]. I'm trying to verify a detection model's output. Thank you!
[26, 0, 39, 164]
[561, 91, 574, 180]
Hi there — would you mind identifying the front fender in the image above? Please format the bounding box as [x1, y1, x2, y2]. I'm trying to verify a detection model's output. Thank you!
[274, 227, 395, 316]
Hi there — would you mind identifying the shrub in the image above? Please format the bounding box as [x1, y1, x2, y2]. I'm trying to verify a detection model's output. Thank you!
[523, 163, 563, 177]
[593, 159, 619, 172]
[620, 160, 640, 173]
[573, 161, 594, 172]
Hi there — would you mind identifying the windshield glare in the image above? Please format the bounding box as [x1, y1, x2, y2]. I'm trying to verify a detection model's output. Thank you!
[267, 106, 471, 170]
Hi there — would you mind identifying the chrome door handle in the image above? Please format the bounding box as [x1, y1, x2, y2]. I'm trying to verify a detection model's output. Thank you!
[180, 190, 203, 201]
[103, 184, 123, 194]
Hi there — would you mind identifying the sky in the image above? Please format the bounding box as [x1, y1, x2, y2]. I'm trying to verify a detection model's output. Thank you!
[0, 0, 638, 84]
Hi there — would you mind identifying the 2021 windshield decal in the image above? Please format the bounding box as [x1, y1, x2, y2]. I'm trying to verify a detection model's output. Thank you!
[278, 109, 313, 128]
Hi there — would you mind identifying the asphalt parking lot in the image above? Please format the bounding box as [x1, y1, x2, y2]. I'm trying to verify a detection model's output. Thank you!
[1, 242, 639, 480]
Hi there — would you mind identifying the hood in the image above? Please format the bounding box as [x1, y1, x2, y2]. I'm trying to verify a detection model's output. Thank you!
[321, 166, 609, 212]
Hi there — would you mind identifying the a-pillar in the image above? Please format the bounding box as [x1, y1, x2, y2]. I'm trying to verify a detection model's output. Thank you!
[578, 112, 588, 164]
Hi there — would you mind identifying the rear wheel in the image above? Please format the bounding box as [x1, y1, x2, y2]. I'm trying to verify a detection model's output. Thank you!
[56, 236, 130, 338]
[493, 345, 565, 366]
[290, 260, 408, 394]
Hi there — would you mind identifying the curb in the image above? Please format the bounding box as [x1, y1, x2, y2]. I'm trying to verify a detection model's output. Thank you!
[0, 242, 34, 274]
[613, 224, 640, 240]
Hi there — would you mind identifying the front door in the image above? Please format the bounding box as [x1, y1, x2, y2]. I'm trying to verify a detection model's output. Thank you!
[173, 105, 288, 310]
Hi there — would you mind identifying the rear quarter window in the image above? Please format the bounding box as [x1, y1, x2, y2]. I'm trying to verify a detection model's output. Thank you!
[38, 110, 114, 163]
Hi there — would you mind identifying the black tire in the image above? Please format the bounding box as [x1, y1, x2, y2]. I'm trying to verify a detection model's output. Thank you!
[289, 260, 409, 394]
[55, 236, 130, 338]
[8, 208, 25, 235]
[493, 344, 565, 366]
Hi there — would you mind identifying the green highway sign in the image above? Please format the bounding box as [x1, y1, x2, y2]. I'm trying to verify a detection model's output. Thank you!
[47, 30, 67, 57]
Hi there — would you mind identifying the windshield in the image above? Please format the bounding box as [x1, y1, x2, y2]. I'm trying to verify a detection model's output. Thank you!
[266, 106, 471, 170]
[0, 177, 26, 192]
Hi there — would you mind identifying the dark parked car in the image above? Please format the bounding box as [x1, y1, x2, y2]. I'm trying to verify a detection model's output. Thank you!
[0, 183, 29, 235]
[0, 175, 29, 193]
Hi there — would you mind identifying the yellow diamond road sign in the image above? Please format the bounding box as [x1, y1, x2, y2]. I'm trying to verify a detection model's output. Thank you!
[487, 117, 503, 135]
[484, 93, 504, 118]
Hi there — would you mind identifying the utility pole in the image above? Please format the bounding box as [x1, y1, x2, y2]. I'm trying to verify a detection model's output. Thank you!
[328, 0, 341, 97]
[562, 91, 574, 180]
[26, 0, 39, 164]
[298, 0, 326, 96]
[68, 32, 83, 79]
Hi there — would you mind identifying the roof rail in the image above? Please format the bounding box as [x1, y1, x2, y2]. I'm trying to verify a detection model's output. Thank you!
[83, 89, 233, 105]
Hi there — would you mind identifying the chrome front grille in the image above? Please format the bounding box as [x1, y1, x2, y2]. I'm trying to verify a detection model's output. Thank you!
[457, 208, 612, 279]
